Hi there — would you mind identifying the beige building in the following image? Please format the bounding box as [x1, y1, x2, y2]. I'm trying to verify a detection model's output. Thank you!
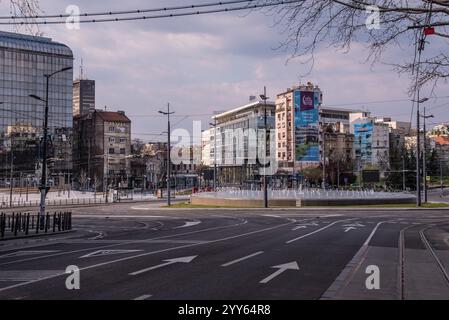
[73, 110, 131, 190]
[275, 83, 323, 172]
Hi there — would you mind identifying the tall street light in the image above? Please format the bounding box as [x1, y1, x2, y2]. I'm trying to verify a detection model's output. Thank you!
[260, 87, 269, 208]
[159, 104, 174, 206]
[209, 119, 218, 192]
[29, 66, 72, 228]
[414, 97, 429, 207]
[421, 106, 434, 203]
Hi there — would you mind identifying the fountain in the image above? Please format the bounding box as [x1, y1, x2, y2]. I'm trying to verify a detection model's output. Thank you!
[190, 187, 416, 207]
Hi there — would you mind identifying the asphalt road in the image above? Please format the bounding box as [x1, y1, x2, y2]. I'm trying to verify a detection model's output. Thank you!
[0, 203, 448, 300]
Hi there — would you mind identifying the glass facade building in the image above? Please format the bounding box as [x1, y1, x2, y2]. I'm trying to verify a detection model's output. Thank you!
[0, 31, 73, 188]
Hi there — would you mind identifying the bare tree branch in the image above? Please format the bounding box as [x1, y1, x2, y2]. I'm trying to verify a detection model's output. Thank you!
[258, 0, 449, 93]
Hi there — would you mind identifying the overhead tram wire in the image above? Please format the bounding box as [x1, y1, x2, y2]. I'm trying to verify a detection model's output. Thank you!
[0, 0, 258, 20]
[0, 0, 302, 25]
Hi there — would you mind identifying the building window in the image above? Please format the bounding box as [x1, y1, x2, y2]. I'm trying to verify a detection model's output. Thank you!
[109, 148, 115, 154]
[120, 137, 127, 143]
[109, 137, 115, 142]
[120, 148, 126, 154]
[109, 126, 115, 132]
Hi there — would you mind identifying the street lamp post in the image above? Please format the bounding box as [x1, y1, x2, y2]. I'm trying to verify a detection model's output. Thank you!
[29, 66, 72, 228]
[209, 119, 218, 192]
[260, 87, 269, 208]
[421, 107, 434, 203]
[414, 97, 429, 207]
[159, 104, 174, 206]
[402, 155, 406, 191]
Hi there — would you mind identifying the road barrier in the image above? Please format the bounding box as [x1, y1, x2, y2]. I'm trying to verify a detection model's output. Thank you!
[0, 211, 72, 239]
[0, 197, 105, 209]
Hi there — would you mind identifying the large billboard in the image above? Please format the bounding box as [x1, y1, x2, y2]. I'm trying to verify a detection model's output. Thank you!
[294, 90, 320, 162]
[353, 120, 373, 165]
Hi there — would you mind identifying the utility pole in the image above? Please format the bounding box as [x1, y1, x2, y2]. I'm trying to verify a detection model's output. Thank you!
[159, 104, 174, 206]
[260, 87, 269, 208]
[29, 66, 72, 228]
[421, 107, 434, 203]
[402, 156, 406, 191]
[322, 131, 326, 190]
[209, 118, 218, 191]
[9, 138, 13, 207]
[440, 146, 444, 198]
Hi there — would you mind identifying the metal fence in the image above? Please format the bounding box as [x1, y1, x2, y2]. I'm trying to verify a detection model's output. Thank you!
[0, 211, 72, 239]
[0, 197, 105, 209]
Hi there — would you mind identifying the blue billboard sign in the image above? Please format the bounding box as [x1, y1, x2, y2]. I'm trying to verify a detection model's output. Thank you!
[294, 90, 320, 162]
[353, 121, 373, 165]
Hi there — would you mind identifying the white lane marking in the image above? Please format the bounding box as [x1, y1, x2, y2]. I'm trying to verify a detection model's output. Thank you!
[286, 219, 353, 244]
[320, 220, 392, 299]
[0, 218, 248, 267]
[292, 226, 307, 230]
[363, 220, 392, 246]
[80, 250, 142, 259]
[0, 270, 64, 282]
[343, 227, 356, 233]
[259, 261, 299, 284]
[73, 215, 178, 219]
[0, 250, 59, 259]
[342, 223, 365, 227]
[174, 221, 201, 229]
[129, 256, 197, 276]
[221, 251, 264, 267]
[134, 294, 152, 300]
[263, 214, 281, 218]
[0, 219, 294, 293]
[88, 231, 106, 240]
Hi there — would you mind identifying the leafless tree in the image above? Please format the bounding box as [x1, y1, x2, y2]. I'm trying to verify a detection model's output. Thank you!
[258, 0, 449, 93]
[8, 0, 43, 35]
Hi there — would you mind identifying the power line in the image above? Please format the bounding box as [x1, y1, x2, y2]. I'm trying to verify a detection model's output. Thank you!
[0, 1, 301, 25]
[0, 0, 256, 20]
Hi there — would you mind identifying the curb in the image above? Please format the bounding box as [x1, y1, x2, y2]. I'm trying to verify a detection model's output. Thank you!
[0, 230, 75, 242]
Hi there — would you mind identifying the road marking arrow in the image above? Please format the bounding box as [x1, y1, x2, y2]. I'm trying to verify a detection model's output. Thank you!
[0, 250, 58, 259]
[259, 261, 299, 284]
[80, 250, 142, 258]
[292, 225, 307, 230]
[174, 221, 201, 229]
[342, 223, 365, 227]
[343, 227, 356, 232]
[129, 255, 197, 276]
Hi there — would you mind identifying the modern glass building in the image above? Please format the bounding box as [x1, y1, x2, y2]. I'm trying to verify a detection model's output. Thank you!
[0, 31, 73, 189]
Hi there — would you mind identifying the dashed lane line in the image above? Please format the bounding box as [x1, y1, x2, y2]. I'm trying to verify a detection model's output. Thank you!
[286, 219, 355, 244]
[221, 251, 264, 267]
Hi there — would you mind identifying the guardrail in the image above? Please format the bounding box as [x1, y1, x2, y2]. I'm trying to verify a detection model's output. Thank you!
[0, 211, 72, 239]
[0, 197, 106, 209]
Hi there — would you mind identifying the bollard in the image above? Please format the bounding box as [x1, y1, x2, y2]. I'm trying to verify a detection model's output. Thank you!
[14, 214, 19, 237]
[58, 212, 62, 231]
[45, 212, 49, 233]
[53, 212, 56, 233]
[0, 213, 4, 239]
[25, 213, 30, 235]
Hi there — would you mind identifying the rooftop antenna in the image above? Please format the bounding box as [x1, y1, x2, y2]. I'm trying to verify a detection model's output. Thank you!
[79, 58, 84, 80]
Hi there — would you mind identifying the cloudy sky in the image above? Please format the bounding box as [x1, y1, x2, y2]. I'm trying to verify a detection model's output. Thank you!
[1, 0, 449, 141]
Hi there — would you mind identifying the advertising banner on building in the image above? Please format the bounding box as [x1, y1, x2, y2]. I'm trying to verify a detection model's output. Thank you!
[294, 90, 320, 162]
[353, 120, 373, 165]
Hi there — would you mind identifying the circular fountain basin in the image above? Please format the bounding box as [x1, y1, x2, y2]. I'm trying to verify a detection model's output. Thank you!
[190, 189, 416, 207]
